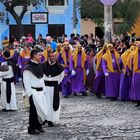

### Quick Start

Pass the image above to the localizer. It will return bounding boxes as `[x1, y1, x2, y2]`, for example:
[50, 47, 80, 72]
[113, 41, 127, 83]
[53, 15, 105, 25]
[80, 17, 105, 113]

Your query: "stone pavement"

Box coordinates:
[0, 84, 140, 140]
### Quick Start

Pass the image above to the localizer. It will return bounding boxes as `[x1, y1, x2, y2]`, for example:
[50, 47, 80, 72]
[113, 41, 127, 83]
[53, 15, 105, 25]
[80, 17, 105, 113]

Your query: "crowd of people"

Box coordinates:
[0, 32, 140, 134]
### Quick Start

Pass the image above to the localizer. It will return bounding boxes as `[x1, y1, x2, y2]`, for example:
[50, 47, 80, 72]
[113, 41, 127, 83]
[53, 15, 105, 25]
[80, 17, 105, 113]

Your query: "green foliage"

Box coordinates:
[77, 0, 104, 26]
[78, 0, 140, 34]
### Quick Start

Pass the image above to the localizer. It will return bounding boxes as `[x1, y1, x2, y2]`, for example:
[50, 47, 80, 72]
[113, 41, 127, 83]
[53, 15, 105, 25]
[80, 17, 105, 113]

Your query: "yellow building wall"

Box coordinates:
[131, 17, 140, 37]
[80, 19, 96, 36]
[81, 17, 140, 37]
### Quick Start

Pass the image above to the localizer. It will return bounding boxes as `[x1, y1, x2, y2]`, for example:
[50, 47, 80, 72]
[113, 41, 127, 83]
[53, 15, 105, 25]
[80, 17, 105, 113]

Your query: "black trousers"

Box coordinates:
[29, 95, 41, 130]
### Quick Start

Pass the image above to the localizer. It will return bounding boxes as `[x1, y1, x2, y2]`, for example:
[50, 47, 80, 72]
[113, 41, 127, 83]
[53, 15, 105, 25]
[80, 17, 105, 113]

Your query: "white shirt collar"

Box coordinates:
[31, 59, 38, 64]
[48, 60, 56, 65]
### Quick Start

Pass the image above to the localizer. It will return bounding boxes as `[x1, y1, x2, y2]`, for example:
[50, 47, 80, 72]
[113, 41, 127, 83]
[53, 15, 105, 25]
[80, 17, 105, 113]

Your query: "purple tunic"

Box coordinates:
[119, 58, 130, 101]
[102, 53, 120, 98]
[131, 52, 140, 100]
[93, 62, 105, 95]
[58, 51, 72, 96]
[70, 53, 89, 94]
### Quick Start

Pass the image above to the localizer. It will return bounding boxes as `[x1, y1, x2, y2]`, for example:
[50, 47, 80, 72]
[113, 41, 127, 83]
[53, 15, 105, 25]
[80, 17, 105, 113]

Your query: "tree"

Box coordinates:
[77, 0, 140, 34]
[0, 0, 42, 38]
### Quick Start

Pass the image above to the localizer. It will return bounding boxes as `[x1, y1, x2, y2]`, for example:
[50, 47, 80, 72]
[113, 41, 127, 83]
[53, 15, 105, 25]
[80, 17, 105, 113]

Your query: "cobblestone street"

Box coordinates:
[0, 84, 140, 140]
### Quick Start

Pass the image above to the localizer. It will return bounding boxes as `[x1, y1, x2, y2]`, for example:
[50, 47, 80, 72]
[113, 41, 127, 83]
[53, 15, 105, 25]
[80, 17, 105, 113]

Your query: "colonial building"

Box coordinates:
[0, 0, 80, 48]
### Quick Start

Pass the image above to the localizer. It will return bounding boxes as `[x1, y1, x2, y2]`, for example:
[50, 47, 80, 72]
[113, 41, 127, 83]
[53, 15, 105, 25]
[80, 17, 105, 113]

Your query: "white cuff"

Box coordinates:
[105, 73, 109, 76]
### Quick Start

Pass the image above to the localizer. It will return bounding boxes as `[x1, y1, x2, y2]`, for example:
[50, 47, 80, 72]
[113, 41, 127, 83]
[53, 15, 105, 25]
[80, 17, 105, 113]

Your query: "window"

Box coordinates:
[48, 24, 65, 38]
[10, 25, 35, 40]
[48, 0, 64, 6]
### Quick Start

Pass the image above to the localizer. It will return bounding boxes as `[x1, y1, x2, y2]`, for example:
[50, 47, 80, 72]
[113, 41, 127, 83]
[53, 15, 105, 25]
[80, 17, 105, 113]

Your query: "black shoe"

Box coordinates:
[10, 110, 16, 112]
[28, 127, 40, 134]
[95, 92, 102, 98]
[2, 109, 9, 112]
[41, 120, 48, 125]
[48, 121, 54, 127]
[82, 92, 88, 96]
[135, 103, 140, 107]
[74, 93, 77, 96]
[121, 99, 127, 102]
[110, 97, 117, 101]
[37, 127, 45, 133]
[64, 95, 68, 98]
[96, 94, 102, 98]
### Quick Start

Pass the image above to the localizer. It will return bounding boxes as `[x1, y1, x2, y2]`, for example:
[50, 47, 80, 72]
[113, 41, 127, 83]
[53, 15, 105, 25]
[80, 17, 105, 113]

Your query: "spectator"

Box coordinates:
[46, 36, 57, 51]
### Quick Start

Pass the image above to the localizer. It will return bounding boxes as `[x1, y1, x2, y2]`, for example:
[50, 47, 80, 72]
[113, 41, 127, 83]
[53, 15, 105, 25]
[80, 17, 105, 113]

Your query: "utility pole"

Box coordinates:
[104, 5, 113, 42]
[73, 0, 77, 34]
[100, 0, 117, 43]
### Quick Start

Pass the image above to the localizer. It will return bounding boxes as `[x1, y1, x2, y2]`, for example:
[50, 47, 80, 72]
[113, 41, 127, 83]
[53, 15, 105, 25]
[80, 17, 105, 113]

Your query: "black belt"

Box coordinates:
[44, 80, 59, 111]
[2, 77, 15, 82]
[31, 87, 43, 91]
[44, 81, 58, 87]
[2, 77, 15, 103]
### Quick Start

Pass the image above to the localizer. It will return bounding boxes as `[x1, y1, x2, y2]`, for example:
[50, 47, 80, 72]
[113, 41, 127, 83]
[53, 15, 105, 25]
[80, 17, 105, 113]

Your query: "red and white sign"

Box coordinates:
[31, 12, 48, 24]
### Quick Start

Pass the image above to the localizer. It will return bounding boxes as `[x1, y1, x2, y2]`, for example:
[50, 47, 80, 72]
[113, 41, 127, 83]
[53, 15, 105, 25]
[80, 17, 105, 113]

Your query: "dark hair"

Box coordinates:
[89, 33, 94, 38]
[76, 34, 80, 38]
[136, 38, 140, 41]
[30, 49, 40, 59]
[70, 33, 75, 38]
[131, 38, 135, 43]
[132, 33, 136, 37]
[84, 34, 89, 38]
[63, 34, 67, 37]
[3, 50, 10, 58]
[39, 34, 42, 37]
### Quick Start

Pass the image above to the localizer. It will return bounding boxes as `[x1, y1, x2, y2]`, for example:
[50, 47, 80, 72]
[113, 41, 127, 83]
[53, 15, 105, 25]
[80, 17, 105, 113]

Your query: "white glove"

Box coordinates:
[86, 69, 89, 75]
[105, 73, 109, 77]
[19, 65, 22, 69]
[71, 70, 76, 76]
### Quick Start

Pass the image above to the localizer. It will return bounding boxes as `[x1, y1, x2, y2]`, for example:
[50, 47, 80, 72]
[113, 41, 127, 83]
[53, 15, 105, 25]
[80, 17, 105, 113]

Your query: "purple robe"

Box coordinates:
[41, 55, 45, 63]
[0, 54, 4, 62]
[125, 65, 133, 100]
[102, 53, 120, 98]
[119, 58, 130, 101]
[131, 52, 140, 100]
[93, 57, 105, 95]
[58, 51, 72, 96]
[86, 55, 95, 91]
[18, 56, 30, 74]
[70, 53, 89, 94]
[13, 52, 19, 63]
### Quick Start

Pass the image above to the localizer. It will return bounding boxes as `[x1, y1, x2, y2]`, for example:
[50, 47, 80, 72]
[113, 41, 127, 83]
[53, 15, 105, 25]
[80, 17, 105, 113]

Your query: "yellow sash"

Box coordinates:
[121, 49, 131, 74]
[72, 46, 87, 84]
[61, 47, 72, 67]
[102, 49, 120, 72]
